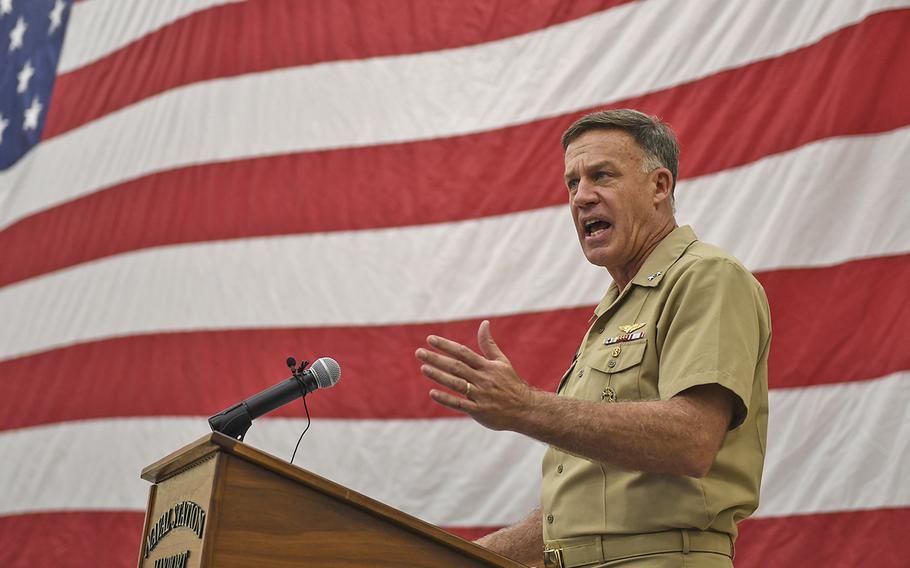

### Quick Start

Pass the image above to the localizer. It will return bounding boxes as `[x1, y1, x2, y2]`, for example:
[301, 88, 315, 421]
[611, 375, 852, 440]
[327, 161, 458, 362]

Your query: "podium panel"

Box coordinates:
[138, 433, 526, 568]
[140, 455, 216, 568]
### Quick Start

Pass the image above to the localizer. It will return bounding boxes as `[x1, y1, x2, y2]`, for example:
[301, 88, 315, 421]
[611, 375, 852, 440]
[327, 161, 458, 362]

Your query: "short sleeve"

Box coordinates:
[657, 256, 769, 428]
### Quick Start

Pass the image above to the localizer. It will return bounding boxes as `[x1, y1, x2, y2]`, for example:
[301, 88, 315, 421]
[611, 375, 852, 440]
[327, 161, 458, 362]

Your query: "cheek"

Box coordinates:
[569, 208, 581, 229]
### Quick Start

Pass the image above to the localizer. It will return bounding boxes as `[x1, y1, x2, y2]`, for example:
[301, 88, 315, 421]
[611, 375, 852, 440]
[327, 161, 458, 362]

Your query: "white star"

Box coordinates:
[17, 59, 34, 93]
[49, 0, 65, 33]
[9, 15, 25, 52]
[23, 96, 42, 131]
[0, 0, 13, 18]
[0, 113, 9, 145]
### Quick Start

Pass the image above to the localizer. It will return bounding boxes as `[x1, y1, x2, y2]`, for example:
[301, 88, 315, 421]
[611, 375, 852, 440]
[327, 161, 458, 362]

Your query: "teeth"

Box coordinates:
[584, 219, 610, 236]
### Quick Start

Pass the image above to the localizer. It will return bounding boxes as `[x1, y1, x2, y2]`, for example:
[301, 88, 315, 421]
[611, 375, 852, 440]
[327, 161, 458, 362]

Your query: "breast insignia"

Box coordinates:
[618, 323, 646, 333]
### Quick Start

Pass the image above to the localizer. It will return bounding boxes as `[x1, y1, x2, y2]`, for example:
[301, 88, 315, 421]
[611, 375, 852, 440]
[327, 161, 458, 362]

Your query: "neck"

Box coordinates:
[610, 220, 677, 291]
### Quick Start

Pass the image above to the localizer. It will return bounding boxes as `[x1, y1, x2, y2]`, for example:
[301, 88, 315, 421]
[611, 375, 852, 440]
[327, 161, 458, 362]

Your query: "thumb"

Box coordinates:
[477, 320, 507, 361]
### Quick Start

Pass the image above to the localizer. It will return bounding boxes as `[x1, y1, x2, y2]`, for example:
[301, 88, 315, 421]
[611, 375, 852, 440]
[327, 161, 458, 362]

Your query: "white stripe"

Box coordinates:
[2, 127, 909, 361]
[757, 371, 910, 517]
[1, 372, 907, 523]
[0, 417, 546, 526]
[59, 0, 245, 73]
[0, 206, 595, 361]
[676, 128, 910, 271]
[2, 0, 905, 229]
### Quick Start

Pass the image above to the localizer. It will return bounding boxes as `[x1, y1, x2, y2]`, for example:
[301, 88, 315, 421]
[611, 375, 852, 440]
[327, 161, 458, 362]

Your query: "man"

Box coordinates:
[415, 109, 770, 567]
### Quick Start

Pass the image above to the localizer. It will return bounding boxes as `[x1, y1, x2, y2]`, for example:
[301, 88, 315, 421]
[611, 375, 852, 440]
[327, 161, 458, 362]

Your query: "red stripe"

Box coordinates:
[1, 254, 909, 430]
[44, 0, 631, 139]
[735, 508, 910, 568]
[758, 254, 910, 391]
[2, 508, 907, 567]
[0, 309, 593, 430]
[6, 9, 909, 287]
[443, 507, 910, 565]
[0, 511, 144, 567]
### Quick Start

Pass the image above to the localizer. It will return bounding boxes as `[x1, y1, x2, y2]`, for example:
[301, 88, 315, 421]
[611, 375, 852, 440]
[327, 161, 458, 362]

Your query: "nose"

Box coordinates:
[572, 179, 598, 208]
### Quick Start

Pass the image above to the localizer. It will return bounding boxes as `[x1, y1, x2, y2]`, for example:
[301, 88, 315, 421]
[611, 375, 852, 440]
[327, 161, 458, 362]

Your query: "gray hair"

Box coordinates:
[561, 109, 679, 204]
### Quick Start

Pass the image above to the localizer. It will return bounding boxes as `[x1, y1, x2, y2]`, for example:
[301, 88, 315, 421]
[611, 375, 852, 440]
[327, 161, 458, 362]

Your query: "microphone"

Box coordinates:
[208, 357, 341, 440]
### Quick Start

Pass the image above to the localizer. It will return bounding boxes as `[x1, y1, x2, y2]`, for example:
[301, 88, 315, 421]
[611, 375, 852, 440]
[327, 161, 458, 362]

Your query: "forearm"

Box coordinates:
[475, 507, 544, 567]
[515, 386, 729, 477]
[416, 323, 731, 476]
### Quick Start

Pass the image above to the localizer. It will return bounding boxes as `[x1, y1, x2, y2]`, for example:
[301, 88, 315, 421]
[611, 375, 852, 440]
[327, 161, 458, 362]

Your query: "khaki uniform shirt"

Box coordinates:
[541, 225, 771, 545]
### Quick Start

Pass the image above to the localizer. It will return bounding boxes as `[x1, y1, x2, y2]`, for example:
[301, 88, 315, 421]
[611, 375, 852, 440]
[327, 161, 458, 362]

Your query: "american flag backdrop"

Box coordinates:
[1, 0, 909, 566]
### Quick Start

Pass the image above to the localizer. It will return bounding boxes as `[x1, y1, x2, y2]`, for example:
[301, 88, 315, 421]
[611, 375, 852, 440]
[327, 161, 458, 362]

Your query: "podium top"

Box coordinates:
[141, 432, 527, 568]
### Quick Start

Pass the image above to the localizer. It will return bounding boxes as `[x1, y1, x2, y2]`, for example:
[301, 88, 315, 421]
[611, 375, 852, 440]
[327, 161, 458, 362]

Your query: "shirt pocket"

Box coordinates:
[587, 339, 647, 402]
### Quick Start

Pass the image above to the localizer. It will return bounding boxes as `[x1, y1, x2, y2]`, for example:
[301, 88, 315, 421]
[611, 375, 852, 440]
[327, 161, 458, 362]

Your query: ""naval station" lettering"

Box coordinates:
[145, 501, 206, 557]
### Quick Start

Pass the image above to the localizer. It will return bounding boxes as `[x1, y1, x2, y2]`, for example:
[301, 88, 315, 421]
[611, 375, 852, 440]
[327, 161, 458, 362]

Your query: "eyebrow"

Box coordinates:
[564, 159, 615, 182]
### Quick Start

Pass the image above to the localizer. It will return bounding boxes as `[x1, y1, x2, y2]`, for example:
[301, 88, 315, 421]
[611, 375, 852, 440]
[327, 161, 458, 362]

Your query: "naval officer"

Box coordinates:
[416, 109, 771, 568]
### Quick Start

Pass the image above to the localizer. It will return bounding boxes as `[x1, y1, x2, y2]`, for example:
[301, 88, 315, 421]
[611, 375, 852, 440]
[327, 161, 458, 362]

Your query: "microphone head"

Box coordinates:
[310, 357, 341, 389]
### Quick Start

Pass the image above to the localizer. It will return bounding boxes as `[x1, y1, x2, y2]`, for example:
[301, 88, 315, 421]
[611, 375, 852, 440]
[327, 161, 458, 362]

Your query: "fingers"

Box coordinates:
[477, 320, 506, 361]
[421, 359, 479, 415]
[418, 359, 471, 394]
[429, 388, 479, 414]
[426, 334, 488, 369]
[416, 347, 477, 382]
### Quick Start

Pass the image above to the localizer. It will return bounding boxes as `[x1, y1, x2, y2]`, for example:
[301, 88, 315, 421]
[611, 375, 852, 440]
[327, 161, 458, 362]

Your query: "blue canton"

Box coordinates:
[0, 0, 71, 170]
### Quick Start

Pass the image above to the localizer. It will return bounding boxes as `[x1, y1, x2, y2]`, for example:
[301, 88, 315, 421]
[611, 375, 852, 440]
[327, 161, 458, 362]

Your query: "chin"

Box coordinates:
[583, 249, 615, 269]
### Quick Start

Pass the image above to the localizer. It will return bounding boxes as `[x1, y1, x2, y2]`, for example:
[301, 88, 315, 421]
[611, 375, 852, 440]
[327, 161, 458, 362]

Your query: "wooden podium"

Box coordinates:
[138, 432, 527, 567]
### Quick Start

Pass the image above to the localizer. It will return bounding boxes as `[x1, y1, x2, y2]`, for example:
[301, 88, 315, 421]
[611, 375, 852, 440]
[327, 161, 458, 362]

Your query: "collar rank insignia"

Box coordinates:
[646, 271, 662, 281]
[604, 331, 644, 345]
[618, 323, 646, 333]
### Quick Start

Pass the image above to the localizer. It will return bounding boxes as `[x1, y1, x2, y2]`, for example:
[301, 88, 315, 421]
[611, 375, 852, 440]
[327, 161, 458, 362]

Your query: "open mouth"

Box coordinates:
[584, 219, 612, 237]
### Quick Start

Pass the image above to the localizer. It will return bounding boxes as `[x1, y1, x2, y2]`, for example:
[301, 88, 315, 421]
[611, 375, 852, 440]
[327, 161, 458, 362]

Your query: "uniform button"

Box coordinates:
[577, 369, 584, 377]
[607, 360, 617, 368]
[556, 464, 563, 474]
[611, 347, 621, 357]
[546, 514, 554, 524]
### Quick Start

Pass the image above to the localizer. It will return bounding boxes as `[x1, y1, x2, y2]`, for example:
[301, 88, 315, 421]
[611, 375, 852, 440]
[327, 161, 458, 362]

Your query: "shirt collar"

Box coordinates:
[592, 225, 698, 318]
[630, 224, 698, 288]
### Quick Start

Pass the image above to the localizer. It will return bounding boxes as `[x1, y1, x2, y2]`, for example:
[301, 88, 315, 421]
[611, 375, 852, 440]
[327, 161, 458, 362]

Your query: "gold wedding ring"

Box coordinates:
[465, 381, 473, 398]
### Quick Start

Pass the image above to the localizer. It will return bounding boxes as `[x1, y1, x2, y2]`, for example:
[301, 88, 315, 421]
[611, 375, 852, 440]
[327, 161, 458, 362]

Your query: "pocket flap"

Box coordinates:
[591, 339, 647, 374]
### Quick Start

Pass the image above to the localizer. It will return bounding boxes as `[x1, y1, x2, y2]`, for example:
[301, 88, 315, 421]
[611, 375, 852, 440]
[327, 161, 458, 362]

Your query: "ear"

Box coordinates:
[651, 167, 674, 207]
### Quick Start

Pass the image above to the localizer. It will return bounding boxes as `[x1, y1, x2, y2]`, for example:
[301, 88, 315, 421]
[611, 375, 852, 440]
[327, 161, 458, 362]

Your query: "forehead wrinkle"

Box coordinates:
[564, 130, 646, 172]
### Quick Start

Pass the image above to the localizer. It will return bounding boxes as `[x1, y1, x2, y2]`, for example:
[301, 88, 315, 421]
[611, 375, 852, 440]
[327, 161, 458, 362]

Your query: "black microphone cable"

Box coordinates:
[287, 356, 312, 465]
[290, 381, 312, 466]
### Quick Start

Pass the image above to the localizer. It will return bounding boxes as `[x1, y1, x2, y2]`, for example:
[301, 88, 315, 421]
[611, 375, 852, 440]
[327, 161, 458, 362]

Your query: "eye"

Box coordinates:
[593, 170, 609, 181]
[566, 178, 579, 192]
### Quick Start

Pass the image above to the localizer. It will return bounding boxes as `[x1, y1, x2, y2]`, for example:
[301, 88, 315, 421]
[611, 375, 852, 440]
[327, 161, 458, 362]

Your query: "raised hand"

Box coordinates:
[416, 320, 537, 432]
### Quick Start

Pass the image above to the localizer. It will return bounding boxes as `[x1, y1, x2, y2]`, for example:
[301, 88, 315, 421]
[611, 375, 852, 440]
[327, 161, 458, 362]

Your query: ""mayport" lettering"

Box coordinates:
[153, 550, 190, 568]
